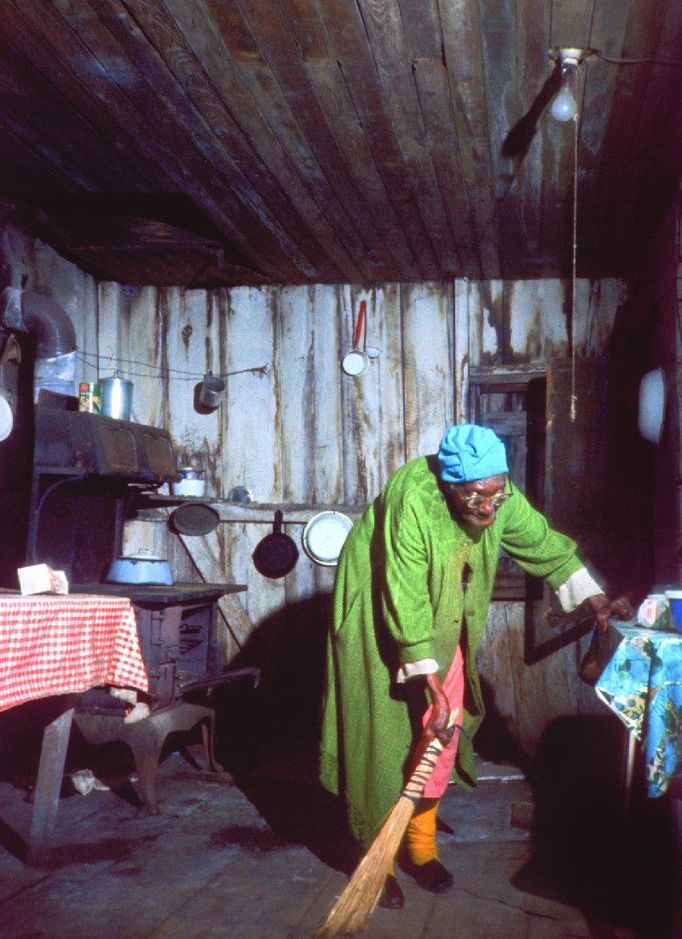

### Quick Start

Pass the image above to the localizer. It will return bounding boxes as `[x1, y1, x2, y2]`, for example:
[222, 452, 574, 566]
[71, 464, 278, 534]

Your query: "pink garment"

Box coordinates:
[421, 645, 465, 798]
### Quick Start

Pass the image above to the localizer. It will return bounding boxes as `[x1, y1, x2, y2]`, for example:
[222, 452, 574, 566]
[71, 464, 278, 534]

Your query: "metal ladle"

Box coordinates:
[361, 300, 380, 359]
[341, 299, 368, 376]
[342, 300, 375, 376]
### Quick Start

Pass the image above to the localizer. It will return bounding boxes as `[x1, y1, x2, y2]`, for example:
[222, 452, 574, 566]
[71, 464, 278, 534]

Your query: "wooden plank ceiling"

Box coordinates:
[0, 0, 681, 287]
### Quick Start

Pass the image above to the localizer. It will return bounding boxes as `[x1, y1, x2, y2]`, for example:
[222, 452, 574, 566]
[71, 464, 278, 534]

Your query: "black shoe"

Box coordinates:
[409, 859, 454, 894]
[378, 873, 405, 909]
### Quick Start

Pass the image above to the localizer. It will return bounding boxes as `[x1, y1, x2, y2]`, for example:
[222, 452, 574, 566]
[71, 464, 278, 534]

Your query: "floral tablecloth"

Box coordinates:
[595, 619, 682, 797]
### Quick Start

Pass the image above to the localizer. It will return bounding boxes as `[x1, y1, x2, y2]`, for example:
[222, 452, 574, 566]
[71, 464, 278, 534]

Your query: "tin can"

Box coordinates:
[78, 381, 101, 413]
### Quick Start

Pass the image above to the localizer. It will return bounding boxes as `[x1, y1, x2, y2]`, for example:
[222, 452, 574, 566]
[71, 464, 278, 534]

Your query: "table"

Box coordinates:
[0, 593, 148, 862]
[595, 619, 682, 799]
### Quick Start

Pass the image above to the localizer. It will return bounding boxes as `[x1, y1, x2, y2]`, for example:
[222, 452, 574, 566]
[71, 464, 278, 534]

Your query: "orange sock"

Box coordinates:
[406, 798, 439, 865]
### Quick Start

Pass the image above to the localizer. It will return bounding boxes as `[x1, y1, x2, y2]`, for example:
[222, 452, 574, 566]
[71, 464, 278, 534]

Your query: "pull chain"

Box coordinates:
[570, 110, 579, 422]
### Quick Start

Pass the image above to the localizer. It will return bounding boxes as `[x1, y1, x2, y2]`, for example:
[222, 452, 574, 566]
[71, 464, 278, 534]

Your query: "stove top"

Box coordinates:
[72, 582, 247, 605]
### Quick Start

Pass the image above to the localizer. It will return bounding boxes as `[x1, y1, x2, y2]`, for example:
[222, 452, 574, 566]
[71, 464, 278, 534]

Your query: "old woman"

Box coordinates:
[319, 423, 631, 909]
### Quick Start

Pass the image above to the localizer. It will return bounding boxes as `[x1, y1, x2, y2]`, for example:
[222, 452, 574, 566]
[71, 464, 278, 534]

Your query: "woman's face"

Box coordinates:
[442, 474, 508, 529]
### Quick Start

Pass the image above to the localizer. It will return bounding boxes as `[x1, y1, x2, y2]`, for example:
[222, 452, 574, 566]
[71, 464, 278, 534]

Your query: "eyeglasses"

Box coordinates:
[460, 492, 510, 511]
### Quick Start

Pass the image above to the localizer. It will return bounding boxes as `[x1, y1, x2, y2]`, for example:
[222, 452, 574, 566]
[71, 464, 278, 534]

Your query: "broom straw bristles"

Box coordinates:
[315, 796, 415, 937]
[315, 711, 458, 938]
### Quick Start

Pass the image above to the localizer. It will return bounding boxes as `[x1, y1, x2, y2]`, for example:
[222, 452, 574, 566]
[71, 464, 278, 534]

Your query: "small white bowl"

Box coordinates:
[170, 478, 206, 498]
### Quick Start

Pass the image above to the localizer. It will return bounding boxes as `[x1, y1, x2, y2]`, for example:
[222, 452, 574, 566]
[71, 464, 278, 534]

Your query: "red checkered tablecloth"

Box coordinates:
[0, 594, 148, 712]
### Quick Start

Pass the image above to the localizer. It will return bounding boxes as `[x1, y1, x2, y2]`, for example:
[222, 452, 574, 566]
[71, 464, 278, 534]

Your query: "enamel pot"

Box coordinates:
[253, 510, 299, 578]
[106, 551, 173, 585]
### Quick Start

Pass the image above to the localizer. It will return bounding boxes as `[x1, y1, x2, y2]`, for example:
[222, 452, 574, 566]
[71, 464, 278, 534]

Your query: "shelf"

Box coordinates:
[134, 497, 366, 526]
[72, 582, 247, 603]
[136, 493, 212, 508]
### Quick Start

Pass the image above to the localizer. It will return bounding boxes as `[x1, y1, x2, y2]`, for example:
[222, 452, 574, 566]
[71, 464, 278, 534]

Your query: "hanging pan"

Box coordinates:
[253, 509, 299, 578]
[169, 501, 219, 536]
[302, 510, 353, 567]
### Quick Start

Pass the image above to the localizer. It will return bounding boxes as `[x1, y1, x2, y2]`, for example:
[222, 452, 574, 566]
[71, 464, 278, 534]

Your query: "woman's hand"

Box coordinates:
[586, 593, 634, 632]
[425, 672, 455, 745]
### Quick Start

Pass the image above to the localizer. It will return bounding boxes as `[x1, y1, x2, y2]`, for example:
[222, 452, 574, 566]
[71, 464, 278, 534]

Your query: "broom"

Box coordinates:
[315, 709, 459, 938]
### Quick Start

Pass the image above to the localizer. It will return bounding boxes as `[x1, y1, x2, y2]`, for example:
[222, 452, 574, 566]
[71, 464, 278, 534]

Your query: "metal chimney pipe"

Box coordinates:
[1, 287, 78, 400]
[19, 291, 76, 357]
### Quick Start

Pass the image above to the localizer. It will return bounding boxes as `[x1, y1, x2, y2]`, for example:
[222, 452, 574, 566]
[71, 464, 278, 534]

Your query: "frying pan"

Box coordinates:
[253, 509, 299, 578]
[169, 501, 219, 536]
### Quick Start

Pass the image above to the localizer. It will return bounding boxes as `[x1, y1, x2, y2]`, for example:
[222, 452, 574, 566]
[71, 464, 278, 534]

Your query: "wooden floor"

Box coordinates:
[0, 730, 679, 939]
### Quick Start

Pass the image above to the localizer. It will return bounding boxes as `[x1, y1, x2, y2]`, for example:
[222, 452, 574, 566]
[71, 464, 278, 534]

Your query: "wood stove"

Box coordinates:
[73, 581, 250, 710]
[25, 397, 258, 809]
[27, 399, 178, 583]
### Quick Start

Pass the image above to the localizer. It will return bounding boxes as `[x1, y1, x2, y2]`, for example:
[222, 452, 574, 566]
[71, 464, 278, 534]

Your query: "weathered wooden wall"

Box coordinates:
[623, 195, 682, 588]
[459, 279, 629, 752]
[2, 223, 630, 753]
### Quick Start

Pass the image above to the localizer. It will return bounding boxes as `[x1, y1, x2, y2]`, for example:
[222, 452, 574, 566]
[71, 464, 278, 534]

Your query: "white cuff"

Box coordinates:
[555, 567, 603, 612]
[396, 658, 439, 684]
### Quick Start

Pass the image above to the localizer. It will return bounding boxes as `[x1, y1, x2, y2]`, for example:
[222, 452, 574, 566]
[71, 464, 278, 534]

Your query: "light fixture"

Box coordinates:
[550, 48, 583, 122]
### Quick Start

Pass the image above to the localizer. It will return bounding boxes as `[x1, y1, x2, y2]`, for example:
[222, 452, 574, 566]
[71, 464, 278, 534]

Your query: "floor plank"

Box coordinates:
[0, 738, 668, 939]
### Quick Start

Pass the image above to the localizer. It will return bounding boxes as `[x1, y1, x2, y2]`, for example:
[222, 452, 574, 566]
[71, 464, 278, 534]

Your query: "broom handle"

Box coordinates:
[401, 709, 459, 804]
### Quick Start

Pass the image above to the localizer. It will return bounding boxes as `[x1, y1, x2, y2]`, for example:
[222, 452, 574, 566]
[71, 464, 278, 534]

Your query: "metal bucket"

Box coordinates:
[101, 372, 133, 420]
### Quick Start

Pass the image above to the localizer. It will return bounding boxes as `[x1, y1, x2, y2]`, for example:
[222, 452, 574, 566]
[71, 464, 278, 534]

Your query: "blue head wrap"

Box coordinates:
[437, 424, 508, 483]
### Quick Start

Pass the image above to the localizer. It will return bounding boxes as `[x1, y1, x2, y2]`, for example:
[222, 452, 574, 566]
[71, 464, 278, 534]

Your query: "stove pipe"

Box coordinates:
[0, 287, 77, 400]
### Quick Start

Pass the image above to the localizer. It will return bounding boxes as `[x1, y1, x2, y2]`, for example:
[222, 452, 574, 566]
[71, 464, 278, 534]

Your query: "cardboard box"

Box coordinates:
[18, 564, 69, 596]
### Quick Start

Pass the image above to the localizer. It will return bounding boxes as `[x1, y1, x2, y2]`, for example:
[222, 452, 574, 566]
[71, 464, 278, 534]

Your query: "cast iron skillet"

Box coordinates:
[253, 509, 299, 578]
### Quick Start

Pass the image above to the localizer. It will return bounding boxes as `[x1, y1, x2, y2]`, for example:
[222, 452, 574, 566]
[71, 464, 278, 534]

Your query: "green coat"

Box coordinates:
[319, 454, 584, 847]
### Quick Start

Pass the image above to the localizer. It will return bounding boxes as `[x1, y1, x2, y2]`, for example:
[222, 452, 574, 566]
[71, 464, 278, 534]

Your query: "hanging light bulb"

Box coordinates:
[550, 49, 582, 122]
[551, 86, 577, 122]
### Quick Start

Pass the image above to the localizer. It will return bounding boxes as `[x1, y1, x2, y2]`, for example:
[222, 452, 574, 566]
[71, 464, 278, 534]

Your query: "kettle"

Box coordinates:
[100, 371, 133, 420]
